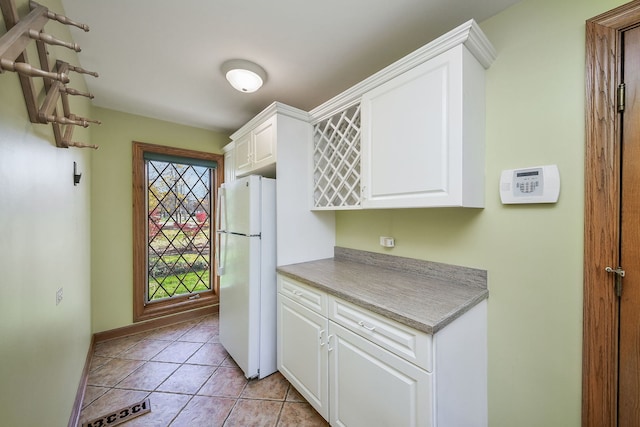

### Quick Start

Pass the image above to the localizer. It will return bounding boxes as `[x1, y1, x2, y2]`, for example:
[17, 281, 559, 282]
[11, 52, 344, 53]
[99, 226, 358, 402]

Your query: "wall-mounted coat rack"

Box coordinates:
[0, 0, 100, 149]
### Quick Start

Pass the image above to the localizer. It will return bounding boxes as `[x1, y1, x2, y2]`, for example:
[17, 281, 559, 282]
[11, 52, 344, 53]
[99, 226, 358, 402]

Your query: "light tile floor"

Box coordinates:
[80, 314, 328, 426]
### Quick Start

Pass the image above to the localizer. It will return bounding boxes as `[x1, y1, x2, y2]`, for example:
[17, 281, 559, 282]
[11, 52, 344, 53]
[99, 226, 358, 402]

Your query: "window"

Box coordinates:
[133, 141, 224, 322]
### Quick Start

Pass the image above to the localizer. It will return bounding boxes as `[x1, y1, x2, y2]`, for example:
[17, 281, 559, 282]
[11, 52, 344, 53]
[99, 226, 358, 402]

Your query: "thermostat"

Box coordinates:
[500, 165, 560, 204]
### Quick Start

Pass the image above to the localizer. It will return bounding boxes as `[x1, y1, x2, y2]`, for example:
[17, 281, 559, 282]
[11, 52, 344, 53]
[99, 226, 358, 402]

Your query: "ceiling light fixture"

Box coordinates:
[221, 59, 267, 93]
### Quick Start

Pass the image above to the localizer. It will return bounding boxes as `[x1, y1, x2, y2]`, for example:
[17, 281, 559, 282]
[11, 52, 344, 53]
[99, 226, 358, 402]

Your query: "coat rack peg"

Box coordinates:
[60, 87, 94, 99]
[68, 141, 98, 150]
[0, 58, 69, 82]
[28, 29, 80, 52]
[65, 63, 98, 78]
[29, 1, 89, 32]
[69, 113, 101, 125]
[77, 116, 101, 125]
[43, 114, 88, 127]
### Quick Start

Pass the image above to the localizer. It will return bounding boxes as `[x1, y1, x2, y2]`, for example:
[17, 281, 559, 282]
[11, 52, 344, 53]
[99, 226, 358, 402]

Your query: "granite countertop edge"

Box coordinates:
[277, 247, 489, 334]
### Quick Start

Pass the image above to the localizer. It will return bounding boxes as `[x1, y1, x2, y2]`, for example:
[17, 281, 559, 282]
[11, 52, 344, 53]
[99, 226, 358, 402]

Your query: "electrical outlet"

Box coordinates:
[379, 236, 395, 248]
[56, 287, 63, 306]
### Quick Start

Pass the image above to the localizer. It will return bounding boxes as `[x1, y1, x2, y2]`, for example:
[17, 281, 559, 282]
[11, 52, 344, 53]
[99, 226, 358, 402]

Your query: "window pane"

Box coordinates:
[146, 159, 212, 302]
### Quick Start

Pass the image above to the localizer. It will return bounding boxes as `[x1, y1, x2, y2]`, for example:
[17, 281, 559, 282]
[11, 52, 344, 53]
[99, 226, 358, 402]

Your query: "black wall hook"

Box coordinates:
[73, 161, 82, 186]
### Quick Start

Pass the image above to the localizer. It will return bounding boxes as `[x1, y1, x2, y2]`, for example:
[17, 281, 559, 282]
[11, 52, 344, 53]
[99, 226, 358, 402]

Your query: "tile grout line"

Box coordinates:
[141, 316, 219, 424]
[81, 314, 326, 426]
[165, 315, 231, 425]
[83, 316, 211, 422]
[165, 344, 219, 425]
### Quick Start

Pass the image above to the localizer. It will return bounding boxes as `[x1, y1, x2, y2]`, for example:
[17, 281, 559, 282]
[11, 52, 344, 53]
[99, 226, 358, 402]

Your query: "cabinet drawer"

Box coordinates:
[329, 297, 432, 371]
[278, 275, 328, 316]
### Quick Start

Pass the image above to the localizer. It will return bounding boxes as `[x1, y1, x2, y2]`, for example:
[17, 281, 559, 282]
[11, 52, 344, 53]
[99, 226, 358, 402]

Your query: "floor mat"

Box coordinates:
[82, 398, 150, 427]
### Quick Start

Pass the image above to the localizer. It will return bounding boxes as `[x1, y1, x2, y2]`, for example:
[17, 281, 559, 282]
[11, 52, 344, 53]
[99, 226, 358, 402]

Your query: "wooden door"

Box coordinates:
[583, 3, 640, 425]
[618, 24, 640, 425]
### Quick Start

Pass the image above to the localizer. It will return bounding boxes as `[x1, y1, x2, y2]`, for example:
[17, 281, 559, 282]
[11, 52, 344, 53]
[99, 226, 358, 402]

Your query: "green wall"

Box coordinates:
[1, 0, 631, 425]
[0, 0, 93, 425]
[336, 0, 626, 425]
[90, 107, 229, 333]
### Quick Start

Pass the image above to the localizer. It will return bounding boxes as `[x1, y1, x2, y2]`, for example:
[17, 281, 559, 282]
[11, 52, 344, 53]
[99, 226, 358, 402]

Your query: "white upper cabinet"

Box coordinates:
[361, 44, 485, 208]
[223, 141, 236, 183]
[249, 116, 277, 172]
[224, 101, 336, 266]
[233, 133, 251, 174]
[309, 19, 495, 209]
[234, 115, 277, 178]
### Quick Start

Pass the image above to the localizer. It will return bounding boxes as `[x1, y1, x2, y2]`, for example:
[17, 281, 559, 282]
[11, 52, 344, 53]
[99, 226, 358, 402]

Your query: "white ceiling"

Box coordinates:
[59, 0, 520, 133]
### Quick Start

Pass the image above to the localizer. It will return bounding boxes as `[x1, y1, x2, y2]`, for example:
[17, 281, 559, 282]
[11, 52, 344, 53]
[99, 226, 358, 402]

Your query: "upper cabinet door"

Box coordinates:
[251, 116, 277, 171]
[223, 143, 236, 183]
[361, 44, 486, 209]
[234, 115, 277, 178]
[234, 133, 252, 176]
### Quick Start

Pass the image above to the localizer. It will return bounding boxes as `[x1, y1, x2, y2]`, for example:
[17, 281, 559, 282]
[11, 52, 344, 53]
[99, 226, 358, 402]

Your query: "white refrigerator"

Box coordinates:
[216, 175, 277, 379]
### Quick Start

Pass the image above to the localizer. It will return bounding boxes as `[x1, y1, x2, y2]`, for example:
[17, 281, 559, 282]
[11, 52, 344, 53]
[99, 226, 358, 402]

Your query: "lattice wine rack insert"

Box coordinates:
[312, 104, 361, 209]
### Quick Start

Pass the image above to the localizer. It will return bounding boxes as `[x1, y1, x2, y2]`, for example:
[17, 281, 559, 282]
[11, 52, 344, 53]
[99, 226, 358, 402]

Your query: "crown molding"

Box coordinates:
[230, 101, 310, 140]
[309, 19, 495, 124]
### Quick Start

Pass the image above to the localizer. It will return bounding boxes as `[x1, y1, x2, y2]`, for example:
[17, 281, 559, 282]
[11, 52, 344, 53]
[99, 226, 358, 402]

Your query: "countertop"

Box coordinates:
[276, 247, 488, 334]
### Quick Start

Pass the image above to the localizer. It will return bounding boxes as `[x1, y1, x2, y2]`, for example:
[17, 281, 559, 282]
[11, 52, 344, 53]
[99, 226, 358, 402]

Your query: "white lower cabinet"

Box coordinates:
[277, 292, 329, 419]
[329, 321, 432, 427]
[277, 275, 451, 427]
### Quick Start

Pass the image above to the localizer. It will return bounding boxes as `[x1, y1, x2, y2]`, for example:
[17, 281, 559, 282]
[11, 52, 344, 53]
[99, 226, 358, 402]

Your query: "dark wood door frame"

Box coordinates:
[583, 1, 640, 425]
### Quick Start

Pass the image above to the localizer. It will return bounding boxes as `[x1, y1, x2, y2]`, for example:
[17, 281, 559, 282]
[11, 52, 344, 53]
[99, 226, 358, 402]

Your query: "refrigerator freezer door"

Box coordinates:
[219, 232, 262, 378]
[222, 175, 262, 236]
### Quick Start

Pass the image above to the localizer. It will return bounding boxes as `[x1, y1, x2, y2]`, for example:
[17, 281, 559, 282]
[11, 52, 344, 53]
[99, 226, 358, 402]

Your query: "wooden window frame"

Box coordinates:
[132, 141, 224, 322]
[583, 1, 640, 425]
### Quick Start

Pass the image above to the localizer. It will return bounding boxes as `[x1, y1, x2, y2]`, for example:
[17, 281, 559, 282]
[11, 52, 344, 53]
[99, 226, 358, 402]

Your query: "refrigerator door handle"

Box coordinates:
[216, 187, 226, 233]
[215, 187, 226, 276]
[216, 231, 226, 276]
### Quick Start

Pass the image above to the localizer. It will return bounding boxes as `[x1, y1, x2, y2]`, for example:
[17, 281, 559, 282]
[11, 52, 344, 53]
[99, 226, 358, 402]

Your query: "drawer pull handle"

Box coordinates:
[292, 290, 303, 297]
[358, 321, 376, 332]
